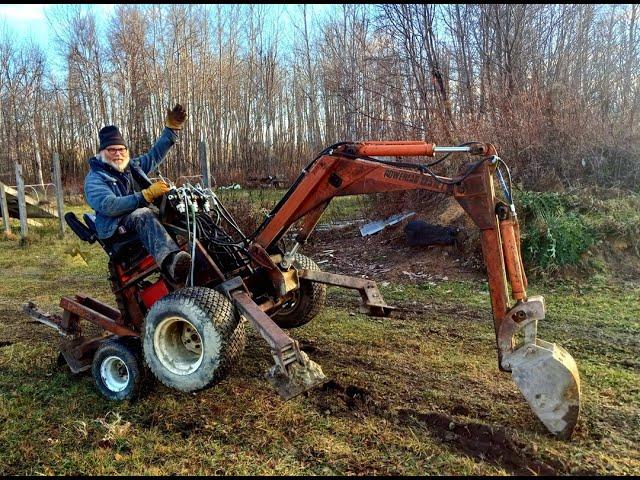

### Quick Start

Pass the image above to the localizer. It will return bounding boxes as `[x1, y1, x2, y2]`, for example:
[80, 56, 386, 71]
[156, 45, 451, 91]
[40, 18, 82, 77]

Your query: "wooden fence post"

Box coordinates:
[199, 140, 211, 189]
[52, 153, 65, 237]
[0, 182, 10, 235]
[15, 163, 28, 243]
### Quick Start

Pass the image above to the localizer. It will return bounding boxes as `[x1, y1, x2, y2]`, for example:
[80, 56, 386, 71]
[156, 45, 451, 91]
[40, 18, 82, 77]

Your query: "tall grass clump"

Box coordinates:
[516, 189, 640, 273]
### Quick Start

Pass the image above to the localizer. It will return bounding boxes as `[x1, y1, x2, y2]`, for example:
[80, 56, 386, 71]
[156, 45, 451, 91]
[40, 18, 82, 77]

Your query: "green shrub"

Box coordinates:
[517, 191, 595, 270]
[515, 189, 640, 273]
[522, 211, 595, 269]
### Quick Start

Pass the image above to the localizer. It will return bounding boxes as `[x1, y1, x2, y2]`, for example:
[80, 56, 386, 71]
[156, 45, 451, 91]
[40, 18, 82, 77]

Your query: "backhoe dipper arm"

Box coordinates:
[252, 141, 581, 439]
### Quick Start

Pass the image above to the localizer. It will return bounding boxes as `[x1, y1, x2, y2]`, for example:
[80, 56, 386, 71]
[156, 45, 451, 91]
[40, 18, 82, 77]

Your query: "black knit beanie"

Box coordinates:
[98, 125, 127, 151]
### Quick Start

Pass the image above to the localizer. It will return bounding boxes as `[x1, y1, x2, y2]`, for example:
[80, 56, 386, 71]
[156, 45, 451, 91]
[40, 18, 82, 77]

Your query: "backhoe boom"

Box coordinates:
[253, 141, 581, 439]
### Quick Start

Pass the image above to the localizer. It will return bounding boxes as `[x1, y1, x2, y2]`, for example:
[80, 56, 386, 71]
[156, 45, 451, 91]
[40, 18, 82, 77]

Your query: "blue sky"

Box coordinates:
[0, 3, 337, 53]
[0, 3, 52, 47]
[0, 4, 115, 47]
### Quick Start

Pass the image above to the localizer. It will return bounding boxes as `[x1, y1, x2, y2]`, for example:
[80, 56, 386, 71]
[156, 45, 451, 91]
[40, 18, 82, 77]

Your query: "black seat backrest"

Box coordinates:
[65, 212, 97, 244]
[66, 211, 150, 272]
[83, 213, 99, 234]
[66, 211, 142, 257]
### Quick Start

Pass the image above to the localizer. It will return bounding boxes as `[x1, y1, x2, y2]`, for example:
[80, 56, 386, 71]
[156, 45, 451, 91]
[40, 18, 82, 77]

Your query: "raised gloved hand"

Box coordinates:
[165, 103, 187, 130]
[142, 181, 170, 203]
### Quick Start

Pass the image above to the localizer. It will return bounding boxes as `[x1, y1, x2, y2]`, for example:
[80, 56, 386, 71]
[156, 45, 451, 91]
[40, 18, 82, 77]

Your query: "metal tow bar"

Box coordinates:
[219, 277, 327, 400]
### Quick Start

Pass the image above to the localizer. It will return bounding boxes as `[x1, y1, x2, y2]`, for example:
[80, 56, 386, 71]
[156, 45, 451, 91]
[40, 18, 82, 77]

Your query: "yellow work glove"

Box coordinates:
[165, 103, 187, 130]
[142, 181, 170, 203]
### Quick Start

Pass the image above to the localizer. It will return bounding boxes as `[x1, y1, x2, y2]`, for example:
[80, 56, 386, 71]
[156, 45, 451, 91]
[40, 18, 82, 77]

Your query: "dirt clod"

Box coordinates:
[451, 404, 471, 416]
[314, 380, 381, 416]
[298, 339, 319, 354]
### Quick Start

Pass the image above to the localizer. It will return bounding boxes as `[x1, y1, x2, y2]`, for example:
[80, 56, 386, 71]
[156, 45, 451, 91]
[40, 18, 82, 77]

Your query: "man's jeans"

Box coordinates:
[119, 207, 179, 268]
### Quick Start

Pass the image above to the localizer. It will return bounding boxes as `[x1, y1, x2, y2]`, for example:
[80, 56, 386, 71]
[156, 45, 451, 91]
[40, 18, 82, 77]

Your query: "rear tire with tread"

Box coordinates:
[272, 253, 326, 328]
[142, 287, 245, 392]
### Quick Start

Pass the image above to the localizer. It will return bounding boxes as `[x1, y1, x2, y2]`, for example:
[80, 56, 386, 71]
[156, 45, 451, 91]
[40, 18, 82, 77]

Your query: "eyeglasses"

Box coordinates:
[106, 147, 127, 154]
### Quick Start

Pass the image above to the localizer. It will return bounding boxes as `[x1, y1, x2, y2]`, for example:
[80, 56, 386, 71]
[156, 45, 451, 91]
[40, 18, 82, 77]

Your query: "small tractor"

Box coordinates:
[24, 141, 581, 439]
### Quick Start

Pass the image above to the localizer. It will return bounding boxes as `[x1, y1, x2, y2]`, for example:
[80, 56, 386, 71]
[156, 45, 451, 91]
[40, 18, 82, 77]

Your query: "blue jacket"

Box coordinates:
[84, 127, 178, 239]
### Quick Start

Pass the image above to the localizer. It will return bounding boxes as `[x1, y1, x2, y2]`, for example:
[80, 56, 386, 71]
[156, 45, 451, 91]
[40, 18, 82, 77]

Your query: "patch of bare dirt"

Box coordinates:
[396, 408, 565, 476]
[305, 219, 484, 284]
[309, 378, 584, 476]
[1, 303, 107, 350]
[298, 192, 490, 283]
[0, 306, 58, 346]
[314, 379, 378, 414]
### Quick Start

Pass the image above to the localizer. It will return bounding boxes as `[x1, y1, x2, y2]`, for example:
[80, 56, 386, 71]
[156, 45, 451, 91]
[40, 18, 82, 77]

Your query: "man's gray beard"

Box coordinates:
[99, 152, 130, 172]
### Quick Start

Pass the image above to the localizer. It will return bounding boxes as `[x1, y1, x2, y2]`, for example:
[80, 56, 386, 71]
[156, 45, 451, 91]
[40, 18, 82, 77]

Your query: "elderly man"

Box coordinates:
[84, 104, 191, 285]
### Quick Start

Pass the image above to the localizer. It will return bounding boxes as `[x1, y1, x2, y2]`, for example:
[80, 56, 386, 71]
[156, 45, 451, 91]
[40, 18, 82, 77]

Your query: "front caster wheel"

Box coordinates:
[92, 338, 148, 401]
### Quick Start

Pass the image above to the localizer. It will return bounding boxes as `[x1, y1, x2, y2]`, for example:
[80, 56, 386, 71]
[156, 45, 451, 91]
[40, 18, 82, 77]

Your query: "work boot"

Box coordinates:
[163, 251, 192, 285]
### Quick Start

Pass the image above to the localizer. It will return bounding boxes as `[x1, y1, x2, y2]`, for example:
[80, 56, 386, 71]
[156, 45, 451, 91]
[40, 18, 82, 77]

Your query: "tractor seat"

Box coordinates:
[83, 214, 145, 261]
[65, 212, 146, 262]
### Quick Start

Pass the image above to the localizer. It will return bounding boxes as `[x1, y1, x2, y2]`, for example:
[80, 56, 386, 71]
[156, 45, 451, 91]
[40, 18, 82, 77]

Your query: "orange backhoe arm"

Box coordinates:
[250, 141, 581, 440]
[252, 141, 519, 359]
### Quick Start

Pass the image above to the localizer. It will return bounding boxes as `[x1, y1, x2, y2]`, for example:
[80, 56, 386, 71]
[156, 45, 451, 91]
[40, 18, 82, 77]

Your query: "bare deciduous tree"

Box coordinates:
[0, 4, 636, 193]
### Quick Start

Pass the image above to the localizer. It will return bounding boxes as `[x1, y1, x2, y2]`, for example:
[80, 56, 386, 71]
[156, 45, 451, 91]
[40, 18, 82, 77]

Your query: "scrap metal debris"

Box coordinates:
[360, 211, 415, 236]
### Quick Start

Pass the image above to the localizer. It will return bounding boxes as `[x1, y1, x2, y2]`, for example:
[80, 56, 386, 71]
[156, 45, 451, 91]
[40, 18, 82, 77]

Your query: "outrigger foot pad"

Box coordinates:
[266, 351, 327, 400]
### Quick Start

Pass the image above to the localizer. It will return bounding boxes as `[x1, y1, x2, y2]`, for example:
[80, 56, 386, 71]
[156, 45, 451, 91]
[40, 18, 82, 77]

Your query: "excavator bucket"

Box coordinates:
[498, 297, 581, 439]
[509, 339, 581, 439]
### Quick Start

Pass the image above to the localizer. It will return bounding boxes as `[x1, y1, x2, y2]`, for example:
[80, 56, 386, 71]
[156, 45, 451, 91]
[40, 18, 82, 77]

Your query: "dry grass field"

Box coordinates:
[0, 196, 638, 475]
